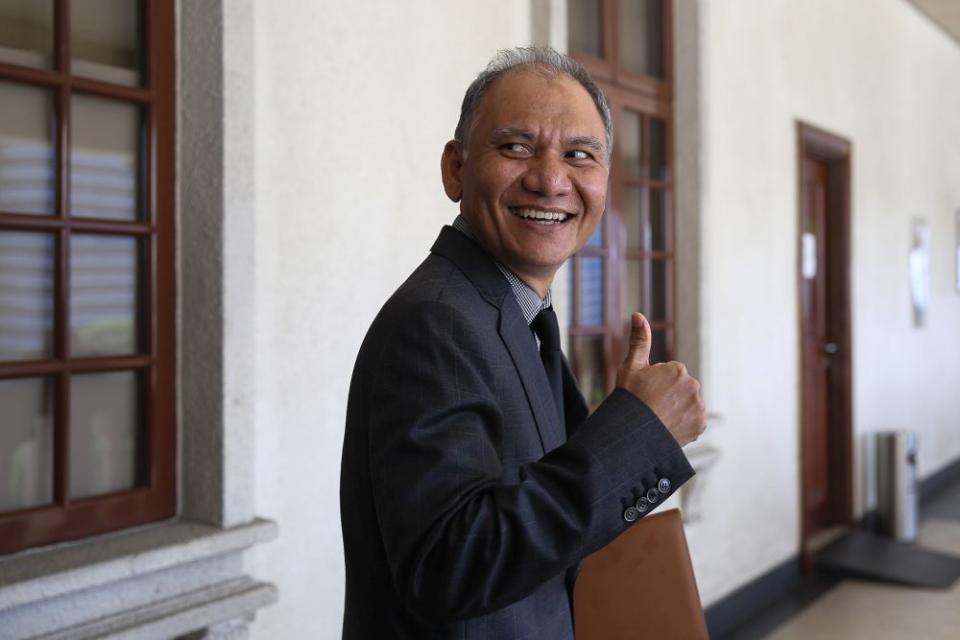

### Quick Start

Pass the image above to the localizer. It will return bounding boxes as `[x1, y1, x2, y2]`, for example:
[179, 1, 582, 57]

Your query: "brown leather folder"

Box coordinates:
[574, 508, 708, 639]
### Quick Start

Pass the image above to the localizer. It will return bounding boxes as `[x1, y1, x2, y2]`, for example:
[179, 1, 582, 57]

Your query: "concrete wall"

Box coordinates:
[248, 1, 534, 637]
[683, 0, 960, 606]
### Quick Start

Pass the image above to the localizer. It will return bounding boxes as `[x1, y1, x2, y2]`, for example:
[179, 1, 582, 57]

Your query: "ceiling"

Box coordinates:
[909, 0, 960, 45]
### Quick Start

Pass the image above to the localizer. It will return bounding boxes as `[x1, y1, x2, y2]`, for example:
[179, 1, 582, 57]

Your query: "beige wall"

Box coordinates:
[684, 0, 960, 606]
[248, 1, 534, 637]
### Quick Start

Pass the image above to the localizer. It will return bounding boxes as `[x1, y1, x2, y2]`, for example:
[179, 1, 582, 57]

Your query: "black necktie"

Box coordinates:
[532, 306, 564, 426]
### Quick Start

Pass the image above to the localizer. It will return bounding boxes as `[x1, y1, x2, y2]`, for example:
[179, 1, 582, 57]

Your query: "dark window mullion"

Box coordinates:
[53, 0, 71, 506]
[54, 230, 69, 505]
[54, 0, 70, 77]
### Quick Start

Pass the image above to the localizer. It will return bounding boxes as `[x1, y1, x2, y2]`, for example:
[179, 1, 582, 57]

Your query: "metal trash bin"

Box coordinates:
[876, 431, 918, 542]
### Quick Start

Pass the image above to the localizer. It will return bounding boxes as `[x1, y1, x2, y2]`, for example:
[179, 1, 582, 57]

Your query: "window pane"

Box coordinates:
[623, 259, 646, 322]
[579, 257, 604, 326]
[620, 110, 641, 178]
[650, 327, 669, 364]
[650, 118, 667, 180]
[568, 0, 602, 58]
[0, 231, 54, 360]
[651, 188, 667, 251]
[70, 370, 143, 498]
[70, 95, 142, 220]
[623, 186, 642, 250]
[0, 0, 53, 69]
[71, 0, 142, 86]
[618, 0, 664, 78]
[585, 218, 604, 248]
[0, 376, 54, 511]
[573, 335, 606, 406]
[70, 234, 140, 357]
[0, 81, 56, 216]
[650, 259, 668, 321]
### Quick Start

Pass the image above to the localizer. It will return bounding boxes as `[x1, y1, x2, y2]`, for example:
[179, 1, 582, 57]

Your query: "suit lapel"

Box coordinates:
[431, 226, 566, 454]
[561, 354, 589, 438]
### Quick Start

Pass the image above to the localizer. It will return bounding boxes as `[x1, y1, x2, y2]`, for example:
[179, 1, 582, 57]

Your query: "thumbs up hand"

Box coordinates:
[616, 313, 706, 446]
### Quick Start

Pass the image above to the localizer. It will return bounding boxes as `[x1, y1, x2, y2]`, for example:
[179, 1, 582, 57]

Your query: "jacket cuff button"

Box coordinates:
[623, 506, 640, 523]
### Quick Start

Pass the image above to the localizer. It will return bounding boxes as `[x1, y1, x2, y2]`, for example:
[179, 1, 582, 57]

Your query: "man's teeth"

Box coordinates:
[512, 208, 570, 224]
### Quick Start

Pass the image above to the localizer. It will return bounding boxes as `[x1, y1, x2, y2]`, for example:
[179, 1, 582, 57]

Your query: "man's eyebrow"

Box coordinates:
[489, 127, 536, 143]
[568, 135, 606, 153]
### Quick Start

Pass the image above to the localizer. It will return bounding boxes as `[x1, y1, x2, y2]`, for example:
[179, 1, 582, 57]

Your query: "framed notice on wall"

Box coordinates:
[910, 218, 930, 327]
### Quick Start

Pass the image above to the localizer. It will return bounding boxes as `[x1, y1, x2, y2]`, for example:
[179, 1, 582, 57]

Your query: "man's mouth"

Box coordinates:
[509, 207, 572, 225]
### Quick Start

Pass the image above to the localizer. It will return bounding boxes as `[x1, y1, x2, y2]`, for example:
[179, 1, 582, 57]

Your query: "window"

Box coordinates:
[568, 0, 675, 405]
[0, 0, 175, 554]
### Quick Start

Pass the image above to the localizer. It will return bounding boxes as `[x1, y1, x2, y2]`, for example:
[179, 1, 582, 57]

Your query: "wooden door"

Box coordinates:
[800, 158, 831, 533]
[796, 123, 853, 560]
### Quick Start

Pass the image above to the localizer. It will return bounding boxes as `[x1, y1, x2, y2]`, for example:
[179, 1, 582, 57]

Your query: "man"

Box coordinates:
[341, 46, 706, 639]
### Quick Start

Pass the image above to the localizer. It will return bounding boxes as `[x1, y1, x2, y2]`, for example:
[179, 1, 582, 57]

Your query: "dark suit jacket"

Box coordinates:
[340, 226, 695, 639]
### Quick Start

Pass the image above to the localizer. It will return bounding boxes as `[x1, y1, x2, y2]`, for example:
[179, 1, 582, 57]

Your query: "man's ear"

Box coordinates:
[440, 140, 464, 202]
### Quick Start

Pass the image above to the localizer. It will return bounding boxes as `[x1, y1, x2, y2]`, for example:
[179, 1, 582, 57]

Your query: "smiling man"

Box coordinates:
[340, 47, 706, 639]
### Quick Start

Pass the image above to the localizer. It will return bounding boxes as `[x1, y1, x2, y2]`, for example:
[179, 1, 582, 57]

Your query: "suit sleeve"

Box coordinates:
[367, 299, 695, 623]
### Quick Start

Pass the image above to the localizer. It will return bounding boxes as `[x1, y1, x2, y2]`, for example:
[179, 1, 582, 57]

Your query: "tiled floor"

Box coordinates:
[741, 483, 960, 639]
[768, 519, 960, 639]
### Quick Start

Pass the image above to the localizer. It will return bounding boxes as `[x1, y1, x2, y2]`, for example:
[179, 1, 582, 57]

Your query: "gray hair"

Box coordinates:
[453, 46, 613, 156]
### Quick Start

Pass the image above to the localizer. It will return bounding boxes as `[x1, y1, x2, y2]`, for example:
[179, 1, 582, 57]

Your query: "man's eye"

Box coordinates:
[500, 143, 531, 154]
[567, 149, 592, 161]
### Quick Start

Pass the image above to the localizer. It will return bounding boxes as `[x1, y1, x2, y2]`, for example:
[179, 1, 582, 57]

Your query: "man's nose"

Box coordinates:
[520, 154, 572, 198]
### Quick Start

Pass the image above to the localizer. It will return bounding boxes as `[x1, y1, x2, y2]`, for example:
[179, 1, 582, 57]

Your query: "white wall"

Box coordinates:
[684, 0, 960, 606]
[248, 1, 533, 637]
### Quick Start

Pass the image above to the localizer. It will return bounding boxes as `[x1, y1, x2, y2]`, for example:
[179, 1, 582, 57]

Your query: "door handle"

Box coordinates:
[823, 342, 839, 355]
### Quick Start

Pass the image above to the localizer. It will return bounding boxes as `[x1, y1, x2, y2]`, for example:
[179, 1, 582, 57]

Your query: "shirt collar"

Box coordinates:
[451, 215, 552, 325]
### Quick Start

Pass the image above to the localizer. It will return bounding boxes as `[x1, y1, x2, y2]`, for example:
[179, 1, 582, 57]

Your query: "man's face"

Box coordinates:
[442, 70, 609, 292]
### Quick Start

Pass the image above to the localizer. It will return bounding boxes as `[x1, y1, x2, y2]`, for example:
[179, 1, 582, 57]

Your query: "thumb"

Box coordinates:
[625, 312, 652, 369]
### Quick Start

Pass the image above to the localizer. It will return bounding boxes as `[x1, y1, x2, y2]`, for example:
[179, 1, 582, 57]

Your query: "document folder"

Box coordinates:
[574, 508, 708, 639]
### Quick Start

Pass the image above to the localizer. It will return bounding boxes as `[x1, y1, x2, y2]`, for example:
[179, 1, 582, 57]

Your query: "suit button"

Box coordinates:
[658, 478, 672, 494]
[623, 506, 640, 523]
[646, 487, 660, 503]
[635, 497, 649, 513]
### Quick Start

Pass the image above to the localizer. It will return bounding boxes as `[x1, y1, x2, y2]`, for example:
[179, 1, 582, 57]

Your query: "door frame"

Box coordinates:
[796, 121, 854, 567]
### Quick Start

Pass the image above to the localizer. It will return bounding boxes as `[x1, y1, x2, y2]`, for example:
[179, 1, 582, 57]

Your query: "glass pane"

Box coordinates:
[650, 189, 667, 251]
[0, 376, 54, 511]
[0, 81, 56, 216]
[650, 327, 669, 364]
[650, 259, 668, 321]
[620, 110, 641, 178]
[623, 259, 645, 323]
[573, 335, 606, 406]
[70, 234, 140, 357]
[618, 0, 664, 78]
[579, 257, 604, 326]
[585, 218, 604, 248]
[0, 232, 54, 360]
[70, 95, 142, 220]
[0, 0, 53, 68]
[623, 186, 642, 250]
[568, 0, 602, 58]
[650, 118, 667, 180]
[70, 370, 143, 498]
[71, 0, 142, 86]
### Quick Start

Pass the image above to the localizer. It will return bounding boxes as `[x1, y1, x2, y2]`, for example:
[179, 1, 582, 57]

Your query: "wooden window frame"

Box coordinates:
[572, 0, 673, 102]
[0, 0, 176, 555]
[569, 0, 676, 402]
